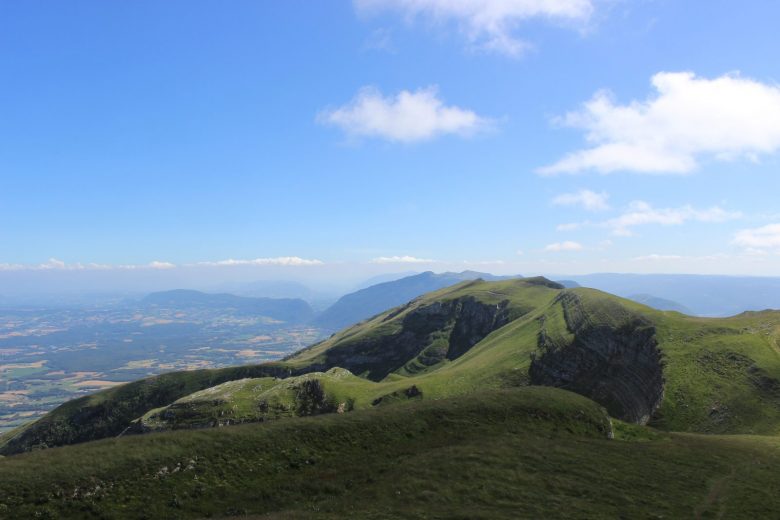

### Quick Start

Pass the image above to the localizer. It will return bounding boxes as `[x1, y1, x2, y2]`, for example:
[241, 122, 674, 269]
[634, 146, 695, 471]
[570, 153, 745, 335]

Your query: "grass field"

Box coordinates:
[1, 387, 780, 519]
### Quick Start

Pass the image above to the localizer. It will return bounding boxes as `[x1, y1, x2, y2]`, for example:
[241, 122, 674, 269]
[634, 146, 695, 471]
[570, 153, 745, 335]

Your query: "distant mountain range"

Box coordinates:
[141, 289, 314, 323]
[141, 273, 780, 330]
[312, 270, 519, 330]
[566, 274, 780, 316]
[627, 294, 692, 314]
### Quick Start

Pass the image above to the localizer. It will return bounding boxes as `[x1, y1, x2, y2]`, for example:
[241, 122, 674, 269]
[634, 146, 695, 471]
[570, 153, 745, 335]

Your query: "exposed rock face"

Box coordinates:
[372, 385, 423, 406]
[530, 292, 665, 424]
[316, 296, 511, 381]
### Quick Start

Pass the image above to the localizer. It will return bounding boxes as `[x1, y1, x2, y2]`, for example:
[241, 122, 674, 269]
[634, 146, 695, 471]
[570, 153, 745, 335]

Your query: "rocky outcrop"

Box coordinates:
[372, 385, 423, 406]
[317, 296, 511, 380]
[134, 376, 349, 433]
[530, 292, 665, 424]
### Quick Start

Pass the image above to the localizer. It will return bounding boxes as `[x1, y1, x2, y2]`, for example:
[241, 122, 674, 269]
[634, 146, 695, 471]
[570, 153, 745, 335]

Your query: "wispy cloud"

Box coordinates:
[605, 202, 741, 236]
[540, 71, 780, 175]
[363, 27, 395, 52]
[556, 221, 589, 232]
[355, 0, 594, 56]
[196, 257, 324, 267]
[147, 261, 176, 270]
[461, 259, 505, 265]
[544, 241, 583, 252]
[632, 253, 730, 262]
[0, 259, 177, 271]
[318, 86, 490, 143]
[632, 254, 683, 261]
[0, 256, 329, 271]
[370, 255, 436, 264]
[553, 189, 609, 211]
[558, 201, 741, 237]
[733, 223, 780, 252]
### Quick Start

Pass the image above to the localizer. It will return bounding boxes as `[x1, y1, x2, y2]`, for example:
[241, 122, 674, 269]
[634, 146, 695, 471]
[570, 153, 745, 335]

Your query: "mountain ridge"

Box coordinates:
[312, 270, 519, 330]
[4, 276, 780, 456]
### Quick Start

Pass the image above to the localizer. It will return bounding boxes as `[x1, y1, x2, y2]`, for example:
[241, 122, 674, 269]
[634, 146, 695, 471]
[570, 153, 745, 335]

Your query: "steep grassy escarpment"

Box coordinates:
[302, 295, 512, 380]
[649, 310, 780, 434]
[530, 291, 665, 424]
[529, 289, 780, 434]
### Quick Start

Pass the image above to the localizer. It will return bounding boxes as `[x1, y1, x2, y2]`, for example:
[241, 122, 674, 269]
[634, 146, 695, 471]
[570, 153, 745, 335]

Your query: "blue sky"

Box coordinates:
[2, 0, 780, 288]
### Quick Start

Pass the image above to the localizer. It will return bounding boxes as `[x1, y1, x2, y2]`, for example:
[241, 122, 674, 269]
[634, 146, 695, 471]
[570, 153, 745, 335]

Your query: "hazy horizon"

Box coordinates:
[4, 264, 780, 302]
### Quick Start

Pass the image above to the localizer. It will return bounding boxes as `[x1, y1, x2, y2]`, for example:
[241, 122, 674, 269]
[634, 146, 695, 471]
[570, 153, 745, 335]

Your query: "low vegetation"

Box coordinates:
[2, 388, 780, 519]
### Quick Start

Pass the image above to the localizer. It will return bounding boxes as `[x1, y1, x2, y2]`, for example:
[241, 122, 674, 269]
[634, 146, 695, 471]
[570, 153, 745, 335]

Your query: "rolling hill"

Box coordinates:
[4, 276, 780, 456]
[2, 388, 780, 519]
[3, 277, 780, 517]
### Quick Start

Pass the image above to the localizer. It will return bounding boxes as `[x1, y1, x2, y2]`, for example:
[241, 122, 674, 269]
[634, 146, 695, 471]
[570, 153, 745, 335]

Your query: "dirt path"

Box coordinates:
[694, 465, 736, 520]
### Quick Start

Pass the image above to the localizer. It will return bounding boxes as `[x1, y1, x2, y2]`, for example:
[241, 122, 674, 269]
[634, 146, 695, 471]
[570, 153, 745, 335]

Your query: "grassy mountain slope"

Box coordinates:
[4, 277, 780, 455]
[2, 388, 780, 519]
[0, 363, 295, 454]
[312, 270, 516, 330]
[137, 368, 367, 431]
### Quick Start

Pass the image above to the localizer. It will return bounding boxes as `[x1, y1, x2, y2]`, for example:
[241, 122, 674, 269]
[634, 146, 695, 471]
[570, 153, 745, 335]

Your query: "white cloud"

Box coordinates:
[318, 86, 489, 143]
[544, 241, 583, 252]
[197, 257, 324, 267]
[632, 254, 683, 261]
[145, 261, 176, 270]
[363, 27, 395, 52]
[0, 259, 176, 271]
[355, 0, 594, 56]
[462, 259, 505, 265]
[43, 258, 67, 269]
[370, 255, 436, 264]
[733, 223, 780, 251]
[604, 201, 741, 236]
[632, 253, 730, 263]
[553, 189, 609, 211]
[540, 71, 780, 175]
[556, 221, 588, 231]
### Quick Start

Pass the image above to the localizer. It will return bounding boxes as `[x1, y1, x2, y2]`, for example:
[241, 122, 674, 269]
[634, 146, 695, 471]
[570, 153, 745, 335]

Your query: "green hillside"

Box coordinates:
[2, 388, 780, 519]
[3, 277, 780, 456]
[137, 368, 368, 432]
